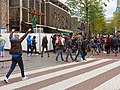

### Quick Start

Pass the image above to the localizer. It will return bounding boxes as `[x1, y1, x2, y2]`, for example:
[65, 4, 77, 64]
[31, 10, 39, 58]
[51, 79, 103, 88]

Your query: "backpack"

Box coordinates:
[58, 39, 62, 46]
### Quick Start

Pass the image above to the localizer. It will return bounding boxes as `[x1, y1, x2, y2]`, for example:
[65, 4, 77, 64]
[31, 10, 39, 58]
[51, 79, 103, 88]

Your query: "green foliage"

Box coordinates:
[66, 0, 111, 34]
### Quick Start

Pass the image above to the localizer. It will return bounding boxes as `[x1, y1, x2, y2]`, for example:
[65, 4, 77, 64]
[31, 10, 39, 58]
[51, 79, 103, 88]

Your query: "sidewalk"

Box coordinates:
[1, 51, 119, 77]
[0, 51, 67, 77]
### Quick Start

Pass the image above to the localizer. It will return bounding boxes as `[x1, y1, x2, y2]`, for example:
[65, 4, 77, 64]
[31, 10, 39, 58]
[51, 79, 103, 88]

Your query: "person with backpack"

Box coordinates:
[4, 29, 31, 83]
[41, 35, 49, 57]
[55, 35, 65, 61]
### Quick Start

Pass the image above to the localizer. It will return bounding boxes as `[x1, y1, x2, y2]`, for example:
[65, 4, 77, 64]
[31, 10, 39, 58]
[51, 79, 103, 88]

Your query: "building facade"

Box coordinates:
[0, 0, 73, 33]
[0, 0, 8, 32]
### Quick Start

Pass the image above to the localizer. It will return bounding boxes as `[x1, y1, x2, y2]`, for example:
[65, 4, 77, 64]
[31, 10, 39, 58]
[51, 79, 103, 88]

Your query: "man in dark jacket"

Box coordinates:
[32, 36, 37, 54]
[41, 35, 49, 57]
[4, 29, 31, 83]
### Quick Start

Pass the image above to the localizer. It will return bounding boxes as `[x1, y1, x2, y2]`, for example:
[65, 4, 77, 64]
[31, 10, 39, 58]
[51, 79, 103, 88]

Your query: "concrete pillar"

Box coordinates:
[0, 0, 8, 33]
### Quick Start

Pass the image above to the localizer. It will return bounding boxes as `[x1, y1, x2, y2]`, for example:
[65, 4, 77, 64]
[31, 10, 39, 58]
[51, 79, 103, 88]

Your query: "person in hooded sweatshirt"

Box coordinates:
[27, 35, 32, 56]
[4, 29, 31, 83]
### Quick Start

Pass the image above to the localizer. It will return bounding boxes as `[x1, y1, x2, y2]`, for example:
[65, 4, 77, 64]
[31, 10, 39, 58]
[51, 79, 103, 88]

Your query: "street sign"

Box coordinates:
[80, 22, 85, 30]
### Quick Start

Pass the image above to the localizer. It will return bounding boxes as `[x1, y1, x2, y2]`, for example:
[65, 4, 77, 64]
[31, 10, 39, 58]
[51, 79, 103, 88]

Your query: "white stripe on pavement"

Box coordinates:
[0, 59, 111, 90]
[39, 61, 120, 90]
[0, 58, 97, 81]
[93, 74, 120, 90]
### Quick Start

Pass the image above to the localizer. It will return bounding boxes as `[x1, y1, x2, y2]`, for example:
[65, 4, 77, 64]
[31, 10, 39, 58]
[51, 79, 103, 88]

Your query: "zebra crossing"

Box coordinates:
[0, 58, 120, 90]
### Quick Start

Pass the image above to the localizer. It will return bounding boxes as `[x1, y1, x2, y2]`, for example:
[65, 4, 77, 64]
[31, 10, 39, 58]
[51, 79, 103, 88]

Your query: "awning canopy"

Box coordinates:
[57, 28, 73, 34]
[24, 22, 73, 34]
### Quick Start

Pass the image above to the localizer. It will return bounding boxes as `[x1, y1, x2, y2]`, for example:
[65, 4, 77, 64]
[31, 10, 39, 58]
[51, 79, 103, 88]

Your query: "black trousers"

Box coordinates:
[105, 46, 110, 54]
[27, 45, 32, 55]
[41, 45, 49, 57]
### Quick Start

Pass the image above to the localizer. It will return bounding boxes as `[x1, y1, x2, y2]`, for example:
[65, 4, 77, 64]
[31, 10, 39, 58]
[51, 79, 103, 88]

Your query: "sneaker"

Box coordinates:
[27, 54, 30, 57]
[22, 76, 28, 81]
[83, 60, 87, 62]
[4, 77, 9, 83]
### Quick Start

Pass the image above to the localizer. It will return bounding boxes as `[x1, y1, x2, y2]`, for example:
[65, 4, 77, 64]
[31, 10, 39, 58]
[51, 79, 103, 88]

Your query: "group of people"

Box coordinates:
[3, 29, 120, 83]
[51, 33, 88, 63]
[90, 35, 120, 56]
[26, 35, 38, 56]
[50, 33, 120, 63]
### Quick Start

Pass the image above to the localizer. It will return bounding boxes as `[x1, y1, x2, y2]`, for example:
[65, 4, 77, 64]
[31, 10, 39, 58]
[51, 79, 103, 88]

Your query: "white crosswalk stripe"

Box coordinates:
[0, 58, 119, 90]
[0, 58, 97, 81]
[39, 60, 120, 90]
[93, 74, 120, 90]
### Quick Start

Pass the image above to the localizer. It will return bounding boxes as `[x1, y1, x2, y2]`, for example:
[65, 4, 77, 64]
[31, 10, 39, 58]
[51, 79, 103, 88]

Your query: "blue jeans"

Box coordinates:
[56, 49, 64, 61]
[6, 57, 25, 78]
[0, 43, 4, 56]
[66, 49, 74, 62]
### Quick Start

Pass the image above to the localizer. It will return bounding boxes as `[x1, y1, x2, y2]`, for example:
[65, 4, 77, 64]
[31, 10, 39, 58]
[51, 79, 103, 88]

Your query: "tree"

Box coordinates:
[66, 0, 111, 36]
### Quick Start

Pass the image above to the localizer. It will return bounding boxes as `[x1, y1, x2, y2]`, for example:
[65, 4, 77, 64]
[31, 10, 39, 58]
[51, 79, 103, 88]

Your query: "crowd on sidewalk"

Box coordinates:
[1, 30, 120, 83]
[50, 33, 120, 63]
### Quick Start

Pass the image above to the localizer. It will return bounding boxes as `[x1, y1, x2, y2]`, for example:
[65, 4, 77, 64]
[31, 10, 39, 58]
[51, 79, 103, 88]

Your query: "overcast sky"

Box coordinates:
[60, 0, 117, 18]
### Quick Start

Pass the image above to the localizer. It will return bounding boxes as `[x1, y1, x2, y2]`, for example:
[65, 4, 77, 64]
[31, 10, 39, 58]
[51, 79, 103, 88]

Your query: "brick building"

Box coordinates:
[0, 0, 75, 33]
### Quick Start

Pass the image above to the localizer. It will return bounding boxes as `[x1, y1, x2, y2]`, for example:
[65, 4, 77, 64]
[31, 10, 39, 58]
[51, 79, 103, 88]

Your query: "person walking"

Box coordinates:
[4, 29, 31, 83]
[32, 36, 37, 54]
[65, 37, 74, 63]
[27, 35, 32, 56]
[55, 35, 65, 61]
[113, 35, 119, 56]
[0, 34, 6, 57]
[105, 35, 111, 55]
[41, 35, 49, 57]
[74, 35, 87, 62]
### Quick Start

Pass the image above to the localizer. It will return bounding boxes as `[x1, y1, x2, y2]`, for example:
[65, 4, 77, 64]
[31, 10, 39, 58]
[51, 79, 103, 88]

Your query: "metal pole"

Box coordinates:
[20, 0, 22, 32]
[39, 0, 41, 53]
[28, 0, 29, 23]
[7, 0, 9, 32]
[44, 0, 46, 25]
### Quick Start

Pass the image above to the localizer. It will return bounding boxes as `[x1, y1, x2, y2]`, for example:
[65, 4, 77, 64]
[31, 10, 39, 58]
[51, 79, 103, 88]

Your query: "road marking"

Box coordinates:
[94, 74, 120, 90]
[0, 59, 112, 90]
[39, 61, 120, 90]
[0, 58, 97, 81]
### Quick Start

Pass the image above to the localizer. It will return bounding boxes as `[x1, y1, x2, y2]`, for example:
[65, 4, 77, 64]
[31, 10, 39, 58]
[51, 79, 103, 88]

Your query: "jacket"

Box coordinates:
[9, 31, 29, 54]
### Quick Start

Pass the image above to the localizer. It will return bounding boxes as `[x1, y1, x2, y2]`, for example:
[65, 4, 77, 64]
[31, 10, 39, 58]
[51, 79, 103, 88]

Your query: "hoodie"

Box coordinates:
[27, 35, 32, 45]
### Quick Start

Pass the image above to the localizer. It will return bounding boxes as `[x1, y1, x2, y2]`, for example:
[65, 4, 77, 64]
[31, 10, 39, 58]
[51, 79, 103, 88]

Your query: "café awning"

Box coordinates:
[57, 28, 73, 34]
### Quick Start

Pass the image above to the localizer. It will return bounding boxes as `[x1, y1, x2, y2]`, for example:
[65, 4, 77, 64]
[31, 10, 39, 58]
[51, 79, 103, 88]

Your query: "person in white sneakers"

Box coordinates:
[4, 29, 31, 83]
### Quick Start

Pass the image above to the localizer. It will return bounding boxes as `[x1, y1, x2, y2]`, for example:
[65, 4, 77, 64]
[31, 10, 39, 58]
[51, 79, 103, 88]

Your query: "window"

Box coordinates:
[9, 0, 20, 7]
[23, 0, 28, 8]
[22, 9, 28, 22]
[29, 0, 34, 9]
